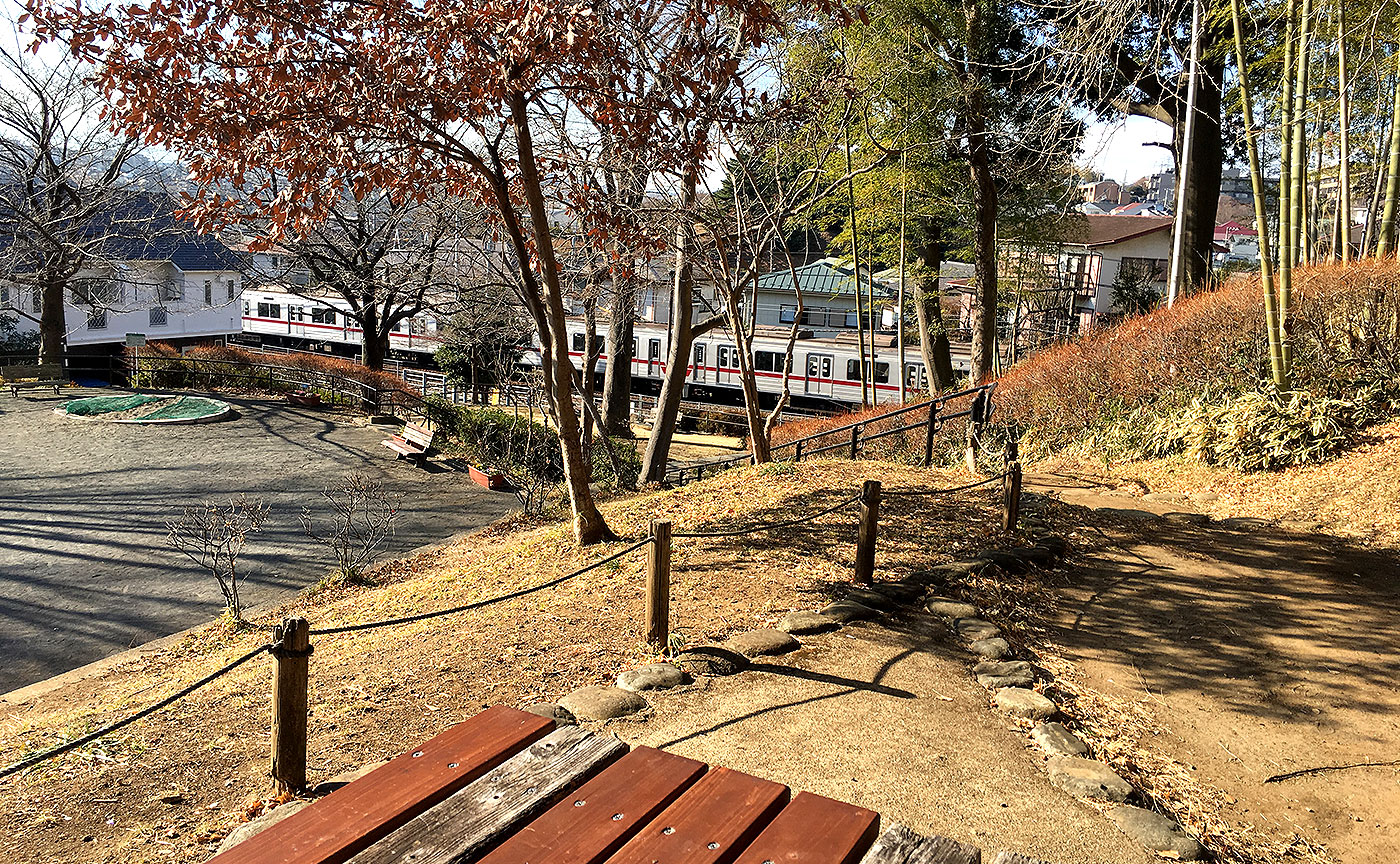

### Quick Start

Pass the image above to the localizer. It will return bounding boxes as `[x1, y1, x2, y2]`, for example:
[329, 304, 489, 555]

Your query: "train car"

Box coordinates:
[525, 317, 973, 410]
[238, 287, 443, 361]
[239, 285, 971, 409]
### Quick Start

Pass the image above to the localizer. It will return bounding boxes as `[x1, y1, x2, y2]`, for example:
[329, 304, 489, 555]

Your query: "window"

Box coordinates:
[203, 280, 213, 304]
[243, 300, 250, 315]
[845, 309, 860, 328]
[716, 345, 729, 369]
[846, 359, 860, 381]
[1119, 257, 1168, 283]
[779, 304, 796, 324]
[256, 302, 281, 319]
[149, 306, 168, 327]
[410, 318, 427, 336]
[310, 307, 337, 325]
[72, 277, 121, 307]
[158, 281, 183, 303]
[572, 332, 585, 352]
[800, 308, 828, 327]
[87, 308, 107, 330]
[226, 279, 237, 301]
[288, 306, 304, 322]
[0, 285, 9, 308]
[755, 351, 782, 373]
[874, 362, 890, 384]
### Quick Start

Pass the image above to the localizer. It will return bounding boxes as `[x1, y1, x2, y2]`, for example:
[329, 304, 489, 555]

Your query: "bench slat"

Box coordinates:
[602, 766, 789, 864]
[209, 705, 553, 864]
[477, 746, 707, 864]
[858, 824, 981, 864]
[348, 724, 627, 864]
[731, 791, 880, 864]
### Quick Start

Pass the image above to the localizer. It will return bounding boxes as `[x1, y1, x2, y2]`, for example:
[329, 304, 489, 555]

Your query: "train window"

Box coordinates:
[256, 302, 281, 319]
[311, 307, 336, 325]
[716, 345, 729, 368]
[846, 359, 860, 381]
[572, 332, 585, 352]
[648, 339, 661, 360]
[755, 351, 780, 372]
[410, 318, 427, 335]
[875, 362, 890, 383]
[632, 338, 638, 359]
[779, 305, 796, 324]
[243, 300, 250, 315]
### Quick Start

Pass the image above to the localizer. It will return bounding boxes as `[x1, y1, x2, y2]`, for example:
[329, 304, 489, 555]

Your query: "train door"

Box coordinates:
[805, 353, 834, 397]
[692, 343, 707, 383]
[904, 362, 928, 398]
[647, 338, 662, 377]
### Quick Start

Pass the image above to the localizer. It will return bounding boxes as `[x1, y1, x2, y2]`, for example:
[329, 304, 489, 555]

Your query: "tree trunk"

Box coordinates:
[508, 92, 613, 544]
[38, 274, 66, 366]
[1172, 34, 1225, 293]
[1288, 0, 1314, 269]
[1337, 0, 1351, 263]
[599, 276, 635, 435]
[966, 107, 999, 383]
[640, 162, 705, 485]
[1379, 66, 1400, 257]
[912, 224, 956, 390]
[360, 308, 387, 372]
[843, 119, 870, 407]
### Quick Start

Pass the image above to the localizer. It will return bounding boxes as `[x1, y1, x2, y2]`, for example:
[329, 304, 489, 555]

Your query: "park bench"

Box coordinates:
[380, 421, 434, 463]
[209, 705, 1050, 864]
[1, 363, 64, 397]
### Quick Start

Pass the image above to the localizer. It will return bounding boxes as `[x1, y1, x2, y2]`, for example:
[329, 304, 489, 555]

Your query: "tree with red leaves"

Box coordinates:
[27, 0, 808, 544]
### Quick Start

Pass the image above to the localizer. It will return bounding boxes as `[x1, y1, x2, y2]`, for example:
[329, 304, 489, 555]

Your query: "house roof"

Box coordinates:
[1214, 220, 1258, 237]
[1065, 215, 1175, 248]
[755, 257, 889, 298]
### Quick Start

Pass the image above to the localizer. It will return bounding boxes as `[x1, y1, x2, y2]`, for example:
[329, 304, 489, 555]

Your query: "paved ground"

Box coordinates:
[620, 614, 1155, 864]
[1037, 475, 1400, 864]
[0, 388, 514, 693]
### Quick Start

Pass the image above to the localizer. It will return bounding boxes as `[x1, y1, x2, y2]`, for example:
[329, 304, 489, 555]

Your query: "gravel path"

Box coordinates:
[0, 388, 514, 693]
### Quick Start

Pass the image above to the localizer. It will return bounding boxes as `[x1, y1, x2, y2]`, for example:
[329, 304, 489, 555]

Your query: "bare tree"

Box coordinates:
[166, 496, 269, 624]
[300, 473, 403, 583]
[0, 45, 169, 363]
[239, 188, 489, 370]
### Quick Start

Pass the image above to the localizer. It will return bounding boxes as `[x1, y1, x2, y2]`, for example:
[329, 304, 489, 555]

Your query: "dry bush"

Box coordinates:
[165, 496, 269, 623]
[132, 342, 418, 399]
[301, 473, 403, 583]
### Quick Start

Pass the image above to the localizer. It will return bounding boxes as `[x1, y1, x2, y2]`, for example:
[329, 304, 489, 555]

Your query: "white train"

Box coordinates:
[238, 286, 970, 407]
[239, 288, 445, 359]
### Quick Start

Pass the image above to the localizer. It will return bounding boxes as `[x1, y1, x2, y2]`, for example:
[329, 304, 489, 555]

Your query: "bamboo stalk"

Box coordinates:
[1229, 0, 1288, 388]
[1379, 62, 1400, 258]
[1337, 0, 1351, 263]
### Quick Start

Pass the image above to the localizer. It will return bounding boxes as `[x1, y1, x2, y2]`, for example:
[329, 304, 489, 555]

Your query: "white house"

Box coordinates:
[3, 234, 245, 351]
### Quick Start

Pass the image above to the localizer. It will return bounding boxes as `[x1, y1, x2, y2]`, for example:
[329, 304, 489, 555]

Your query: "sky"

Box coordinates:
[1080, 116, 1178, 184]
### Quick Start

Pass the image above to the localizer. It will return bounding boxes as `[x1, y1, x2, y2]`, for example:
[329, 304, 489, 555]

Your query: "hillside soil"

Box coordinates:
[0, 460, 1026, 864]
[1027, 471, 1400, 864]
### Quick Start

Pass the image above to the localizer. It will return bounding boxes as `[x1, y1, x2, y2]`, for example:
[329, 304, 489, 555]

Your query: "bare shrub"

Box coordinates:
[301, 473, 403, 583]
[166, 496, 269, 623]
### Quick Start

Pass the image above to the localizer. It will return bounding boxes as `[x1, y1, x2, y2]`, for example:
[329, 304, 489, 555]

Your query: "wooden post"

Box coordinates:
[647, 520, 671, 649]
[795, 440, 804, 463]
[922, 399, 939, 467]
[270, 616, 311, 794]
[854, 479, 881, 585]
[1003, 461, 1023, 532]
[850, 425, 860, 460]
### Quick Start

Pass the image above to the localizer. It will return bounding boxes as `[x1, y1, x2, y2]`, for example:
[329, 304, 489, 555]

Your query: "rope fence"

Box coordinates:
[1, 389, 1022, 795]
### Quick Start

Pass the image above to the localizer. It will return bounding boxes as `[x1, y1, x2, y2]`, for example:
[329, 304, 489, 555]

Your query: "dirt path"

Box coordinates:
[616, 614, 1154, 864]
[1034, 473, 1400, 864]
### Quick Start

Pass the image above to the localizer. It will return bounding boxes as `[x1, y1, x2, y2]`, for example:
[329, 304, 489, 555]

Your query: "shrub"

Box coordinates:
[131, 342, 417, 404]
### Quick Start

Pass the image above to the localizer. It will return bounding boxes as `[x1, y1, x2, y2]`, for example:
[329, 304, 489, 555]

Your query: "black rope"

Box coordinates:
[672, 493, 862, 539]
[883, 472, 1008, 497]
[0, 641, 272, 782]
[309, 538, 653, 636]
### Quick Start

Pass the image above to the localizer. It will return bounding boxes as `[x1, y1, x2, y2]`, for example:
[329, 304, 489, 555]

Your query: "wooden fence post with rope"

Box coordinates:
[923, 399, 940, 467]
[854, 480, 882, 585]
[270, 616, 312, 794]
[647, 520, 672, 649]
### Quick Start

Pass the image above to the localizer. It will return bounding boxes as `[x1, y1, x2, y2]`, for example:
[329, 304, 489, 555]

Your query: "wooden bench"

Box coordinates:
[2, 363, 64, 396]
[212, 706, 1053, 864]
[381, 422, 434, 463]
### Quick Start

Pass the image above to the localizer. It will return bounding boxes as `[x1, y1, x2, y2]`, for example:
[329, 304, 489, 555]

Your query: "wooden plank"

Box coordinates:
[858, 824, 981, 864]
[603, 766, 789, 864]
[991, 853, 1052, 864]
[210, 706, 554, 864]
[348, 724, 627, 864]
[477, 746, 707, 864]
[731, 791, 880, 864]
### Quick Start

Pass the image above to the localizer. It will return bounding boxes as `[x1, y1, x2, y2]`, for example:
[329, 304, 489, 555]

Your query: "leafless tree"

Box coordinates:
[166, 496, 269, 624]
[300, 473, 402, 583]
[0, 44, 174, 363]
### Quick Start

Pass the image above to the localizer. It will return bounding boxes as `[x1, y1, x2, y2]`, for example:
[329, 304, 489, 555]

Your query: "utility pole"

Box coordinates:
[1167, 0, 1203, 307]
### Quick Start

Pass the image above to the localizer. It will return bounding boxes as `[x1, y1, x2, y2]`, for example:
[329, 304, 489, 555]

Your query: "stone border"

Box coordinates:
[56, 394, 234, 425]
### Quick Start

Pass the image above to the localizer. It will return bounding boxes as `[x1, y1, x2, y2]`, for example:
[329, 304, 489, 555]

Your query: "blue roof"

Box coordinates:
[755, 258, 889, 298]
